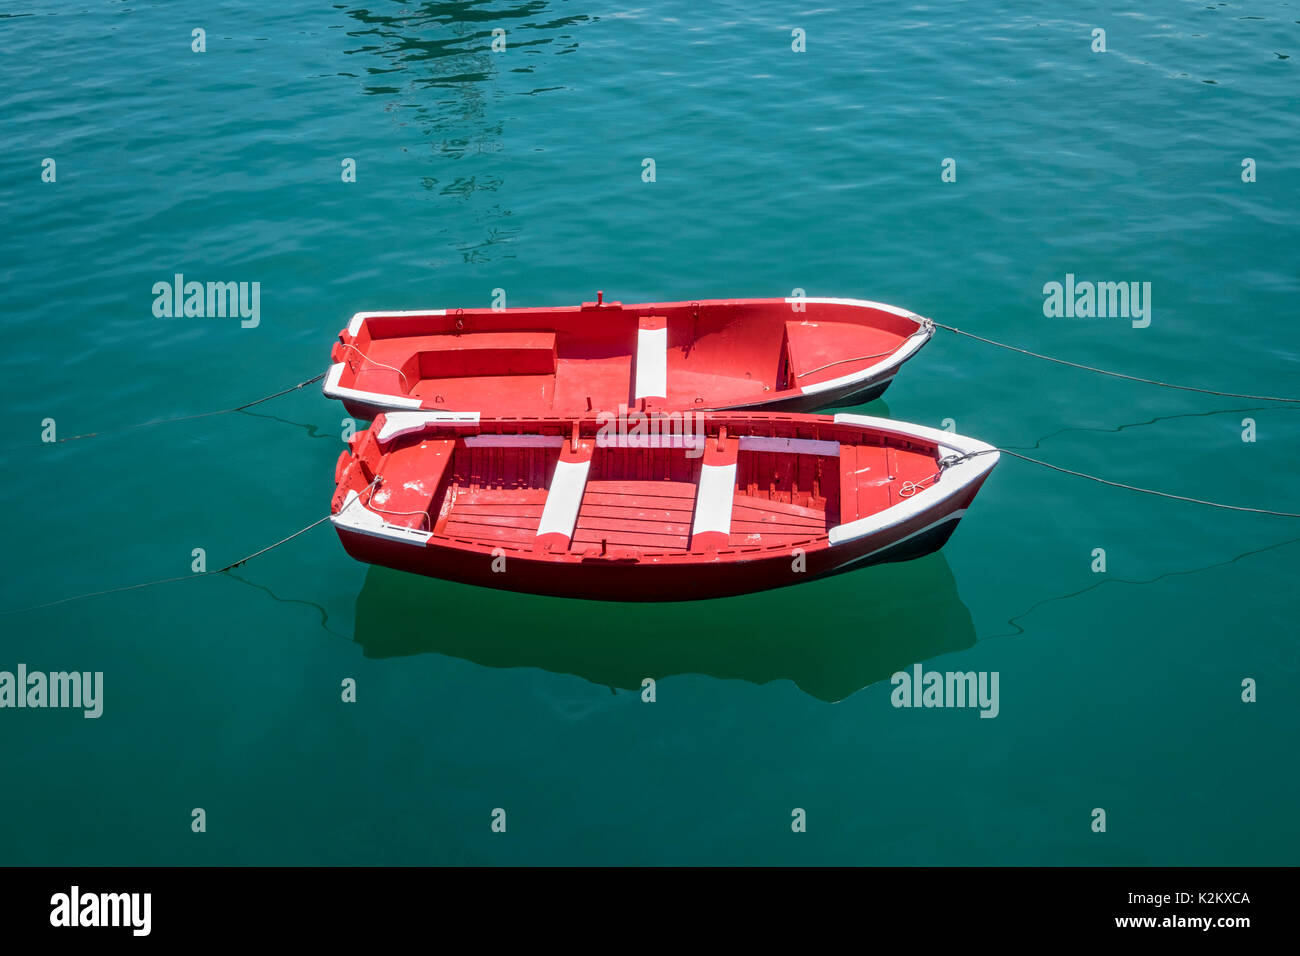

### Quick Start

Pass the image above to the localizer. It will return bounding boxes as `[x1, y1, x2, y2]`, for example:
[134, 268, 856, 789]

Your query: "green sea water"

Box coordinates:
[1, 0, 1297, 865]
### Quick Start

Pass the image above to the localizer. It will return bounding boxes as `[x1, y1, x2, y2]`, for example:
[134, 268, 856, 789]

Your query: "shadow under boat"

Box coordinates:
[351, 550, 976, 703]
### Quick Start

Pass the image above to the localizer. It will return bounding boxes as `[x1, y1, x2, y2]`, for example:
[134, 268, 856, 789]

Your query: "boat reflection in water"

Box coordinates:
[351, 551, 976, 703]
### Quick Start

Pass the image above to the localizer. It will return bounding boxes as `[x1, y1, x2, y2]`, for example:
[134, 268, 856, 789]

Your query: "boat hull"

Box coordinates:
[329, 411, 997, 602]
[325, 297, 931, 420]
[333, 479, 983, 601]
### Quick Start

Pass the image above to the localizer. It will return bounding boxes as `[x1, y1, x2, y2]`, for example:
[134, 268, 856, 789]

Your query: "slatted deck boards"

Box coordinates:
[730, 495, 826, 547]
[435, 442, 558, 543]
[432, 443, 836, 552]
[575, 480, 696, 551]
[569, 443, 700, 552]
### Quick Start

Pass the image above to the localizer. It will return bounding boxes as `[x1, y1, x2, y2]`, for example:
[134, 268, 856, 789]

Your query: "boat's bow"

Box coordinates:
[768, 297, 934, 409]
[826, 413, 998, 567]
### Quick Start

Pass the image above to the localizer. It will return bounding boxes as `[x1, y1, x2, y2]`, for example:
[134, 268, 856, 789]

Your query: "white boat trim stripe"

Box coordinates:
[782, 296, 918, 318]
[324, 362, 424, 411]
[830, 413, 996, 459]
[347, 309, 448, 338]
[377, 410, 481, 444]
[331, 490, 433, 546]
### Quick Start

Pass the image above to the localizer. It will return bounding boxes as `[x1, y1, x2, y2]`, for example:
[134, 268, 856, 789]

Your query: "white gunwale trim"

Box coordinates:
[634, 325, 668, 399]
[536, 458, 591, 539]
[323, 362, 423, 411]
[347, 309, 448, 338]
[783, 296, 917, 317]
[376, 410, 481, 444]
[331, 490, 433, 546]
[831, 413, 992, 457]
[737, 436, 840, 457]
[827, 413, 997, 546]
[691, 461, 738, 537]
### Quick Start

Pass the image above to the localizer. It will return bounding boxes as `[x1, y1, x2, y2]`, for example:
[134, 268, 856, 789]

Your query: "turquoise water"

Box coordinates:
[2, 0, 1297, 864]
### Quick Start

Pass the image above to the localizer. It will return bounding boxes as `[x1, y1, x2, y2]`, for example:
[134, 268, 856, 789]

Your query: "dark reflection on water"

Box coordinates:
[346, 394, 977, 702]
[339, 0, 593, 262]
[352, 552, 976, 703]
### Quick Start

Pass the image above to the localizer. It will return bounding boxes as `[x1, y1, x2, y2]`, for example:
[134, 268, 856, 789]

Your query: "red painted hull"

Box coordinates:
[330, 411, 997, 601]
[323, 297, 932, 420]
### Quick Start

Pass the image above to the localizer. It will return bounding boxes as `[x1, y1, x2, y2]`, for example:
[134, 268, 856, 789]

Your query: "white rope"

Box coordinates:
[339, 343, 412, 391]
[361, 476, 431, 530]
[899, 473, 940, 497]
[795, 347, 899, 378]
[794, 326, 932, 378]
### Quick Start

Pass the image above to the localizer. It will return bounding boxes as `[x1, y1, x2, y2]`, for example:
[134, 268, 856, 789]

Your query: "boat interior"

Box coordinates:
[336, 301, 919, 414]
[344, 421, 941, 556]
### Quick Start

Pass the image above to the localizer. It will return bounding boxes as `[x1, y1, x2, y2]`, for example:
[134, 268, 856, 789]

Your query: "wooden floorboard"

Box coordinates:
[434, 446, 839, 550]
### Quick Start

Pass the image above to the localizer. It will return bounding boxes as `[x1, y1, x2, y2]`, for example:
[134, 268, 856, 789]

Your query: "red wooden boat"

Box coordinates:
[329, 410, 997, 601]
[323, 296, 933, 420]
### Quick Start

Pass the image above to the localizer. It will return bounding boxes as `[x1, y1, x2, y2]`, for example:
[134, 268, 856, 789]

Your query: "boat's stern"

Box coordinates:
[323, 310, 449, 420]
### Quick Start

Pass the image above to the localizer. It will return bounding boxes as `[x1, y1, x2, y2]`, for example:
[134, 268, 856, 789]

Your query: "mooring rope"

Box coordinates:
[946, 447, 1300, 517]
[795, 347, 898, 378]
[932, 321, 1300, 403]
[1, 515, 333, 614]
[337, 343, 411, 390]
[52, 371, 326, 443]
[361, 476, 432, 530]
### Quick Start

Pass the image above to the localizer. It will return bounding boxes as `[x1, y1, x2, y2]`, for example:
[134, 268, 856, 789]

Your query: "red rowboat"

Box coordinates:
[323, 296, 933, 420]
[329, 410, 997, 601]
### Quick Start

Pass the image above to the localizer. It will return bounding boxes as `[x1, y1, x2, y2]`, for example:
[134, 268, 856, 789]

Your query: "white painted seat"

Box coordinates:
[691, 463, 736, 537]
[536, 449, 593, 546]
[634, 316, 667, 400]
[690, 437, 740, 548]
